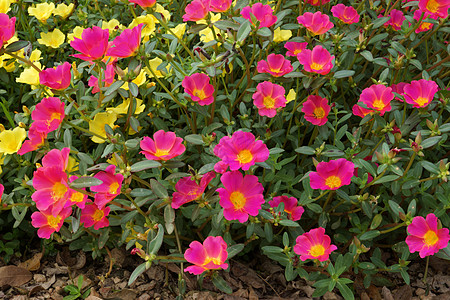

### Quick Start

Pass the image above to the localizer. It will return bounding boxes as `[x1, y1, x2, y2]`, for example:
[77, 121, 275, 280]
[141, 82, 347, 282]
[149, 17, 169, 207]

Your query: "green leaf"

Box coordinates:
[212, 274, 232, 294]
[373, 175, 399, 184]
[257, 27, 272, 37]
[285, 262, 296, 281]
[164, 205, 175, 234]
[184, 134, 204, 145]
[279, 220, 300, 227]
[262, 246, 283, 253]
[148, 224, 164, 254]
[227, 244, 244, 260]
[372, 17, 390, 29]
[337, 281, 355, 300]
[370, 214, 383, 230]
[360, 230, 380, 240]
[334, 70, 355, 79]
[70, 177, 103, 188]
[421, 136, 441, 148]
[129, 82, 139, 97]
[150, 179, 168, 198]
[105, 80, 124, 96]
[389, 200, 405, 217]
[360, 50, 373, 62]
[4, 41, 30, 53]
[130, 160, 161, 172]
[236, 20, 252, 42]
[128, 262, 150, 286]
[295, 146, 315, 155]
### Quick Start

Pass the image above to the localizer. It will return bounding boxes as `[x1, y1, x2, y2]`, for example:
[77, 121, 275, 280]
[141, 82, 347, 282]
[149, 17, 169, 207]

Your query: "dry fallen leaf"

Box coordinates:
[18, 252, 43, 271]
[0, 265, 32, 287]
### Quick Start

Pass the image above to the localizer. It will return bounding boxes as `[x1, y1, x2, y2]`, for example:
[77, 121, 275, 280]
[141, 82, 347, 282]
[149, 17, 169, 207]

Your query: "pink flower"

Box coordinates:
[217, 171, 264, 223]
[183, 0, 210, 22]
[80, 202, 110, 230]
[297, 11, 334, 35]
[182, 73, 215, 106]
[70, 26, 110, 61]
[352, 103, 373, 118]
[0, 14, 16, 47]
[214, 131, 269, 171]
[305, 0, 330, 6]
[210, 0, 232, 12]
[309, 158, 355, 190]
[107, 24, 143, 58]
[284, 42, 308, 57]
[390, 82, 408, 101]
[67, 177, 88, 209]
[184, 236, 228, 275]
[301, 95, 331, 126]
[31, 97, 65, 134]
[331, 4, 360, 24]
[88, 64, 115, 94]
[252, 81, 286, 118]
[418, 0, 449, 18]
[257, 53, 293, 77]
[241, 3, 277, 28]
[403, 79, 438, 108]
[32, 166, 70, 214]
[31, 206, 72, 239]
[140, 130, 186, 161]
[129, 0, 156, 8]
[42, 147, 70, 171]
[214, 161, 229, 174]
[39, 62, 71, 90]
[90, 165, 123, 208]
[406, 213, 450, 258]
[359, 84, 393, 116]
[297, 45, 334, 75]
[172, 172, 216, 209]
[294, 227, 337, 261]
[0, 184, 4, 200]
[414, 10, 438, 33]
[17, 123, 47, 155]
[269, 196, 304, 221]
[385, 9, 405, 31]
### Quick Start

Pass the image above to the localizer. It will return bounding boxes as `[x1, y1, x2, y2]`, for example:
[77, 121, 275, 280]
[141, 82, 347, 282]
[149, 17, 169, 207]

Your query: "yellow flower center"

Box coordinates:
[372, 99, 385, 110]
[313, 107, 325, 119]
[70, 191, 84, 203]
[92, 209, 104, 222]
[426, 0, 439, 12]
[237, 149, 253, 164]
[203, 255, 222, 265]
[47, 215, 61, 229]
[310, 63, 323, 71]
[421, 22, 432, 30]
[424, 230, 438, 246]
[229, 191, 246, 210]
[155, 149, 170, 157]
[52, 182, 68, 199]
[309, 244, 325, 257]
[415, 97, 429, 107]
[325, 175, 342, 189]
[46, 112, 62, 127]
[263, 96, 276, 109]
[109, 182, 119, 194]
[193, 89, 206, 100]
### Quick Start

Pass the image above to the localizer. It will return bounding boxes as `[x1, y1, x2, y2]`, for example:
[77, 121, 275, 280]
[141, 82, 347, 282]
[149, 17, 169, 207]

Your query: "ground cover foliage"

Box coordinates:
[0, 0, 449, 299]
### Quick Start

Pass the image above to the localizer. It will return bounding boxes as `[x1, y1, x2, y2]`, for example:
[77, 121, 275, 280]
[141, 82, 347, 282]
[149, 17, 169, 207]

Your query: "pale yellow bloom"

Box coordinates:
[28, 2, 55, 23]
[67, 26, 84, 43]
[197, 13, 222, 44]
[286, 89, 296, 104]
[16, 63, 41, 86]
[106, 98, 146, 115]
[145, 57, 168, 78]
[121, 68, 147, 90]
[67, 156, 78, 173]
[38, 29, 65, 48]
[0, 0, 12, 13]
[0, 127, 26, 154]
[129, 15, 156, 37]
[53, 3, 74, 19]
[88, 112, 117, 144]
[102, 19, 124, 32]
[155, 4, 171, 23]
[273, 27, 292, 43]
[169, 23, 186, 39]
[0, 154, 4, 174]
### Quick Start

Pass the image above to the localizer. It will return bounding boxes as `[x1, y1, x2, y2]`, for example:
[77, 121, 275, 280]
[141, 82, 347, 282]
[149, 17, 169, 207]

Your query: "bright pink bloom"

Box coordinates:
[210, 0, 232, 12]
[31, 206, 72, 239]
[301, 95, 331, 126]
[391, 82, 407, 101]
[309, 158, 355, 190]
[305, 0, 330, 6]
[107, 24, 143, 58]
[257, 54, 293, 77]
[70, 26, 110, 61]
[67, 177, 88, 209]
[32, 166, 70, 214]
[17, 123, 47, 155]
[182, 73, 215, 106]
[359, 84, 393, 116]
[0, 14, 16, 47]
[42, 147, 70, 171]
[385, 9, 405, 31]
[331, 4, 360, 24]
[39, 62, 71, 90]
[294, 227, 337, 261]
[403, 79, 438, 108]
[297, 12, 334, 35]
[297, 45, 334, 75]
[140, 130, 186, 161]
[88, 64, 115, 94]
[241, 3, 277, 28]
[406, 213, 450, 258]
[0, 184, 4, 200]
[183, 0, 210, 22]
[217, 171, 264, 223]
[213, 131, 269, 171]
[31, 97, 65, 133]
[284, 42, 308, 57]
[214, 161, 228, 174]
[90, 165, 123, 208]
[352, 103, 373, 118]
[418, 0, 449, 18]
[172, 172, 216, 209]
[414, 10, 438, 33]
[129, 0, 156, 8]
[80, 202, 110, 230]
[252, 81, 286, 118]
[269, 196, 304, 221]
[184, 236, 228, 275]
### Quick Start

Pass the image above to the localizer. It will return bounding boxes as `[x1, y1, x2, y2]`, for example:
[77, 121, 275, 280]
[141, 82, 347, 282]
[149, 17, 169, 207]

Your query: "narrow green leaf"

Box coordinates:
[130, 160, 162, 172]
[70, 177, 103, 188]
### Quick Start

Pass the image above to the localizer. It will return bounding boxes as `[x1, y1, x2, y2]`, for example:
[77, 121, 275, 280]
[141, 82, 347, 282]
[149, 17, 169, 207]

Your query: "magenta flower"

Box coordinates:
[70, 26, 110, 61]
[331, 4, 360, 24]
[0, 184, 4, 200]
[31, 97, 65, 134]
[17, 123, 47, 155]
[297, 45, 334, 75]
[241, 3, 277, 28]
[183, 0, 210, 22]
[90, 165, 123, 208]
[419, 0, 449, 18]
[269, 196, 304, 221]
[182, 73, 215, 106]
[284, 41, 308, 57]
[31, 206, 72, 239]
[217, 171, 264, 223]
[390, 82, 407, 101]
[80, 202, 111, 230]
[257, 53, 293, 77]
[309, 158, 355, 190]
[67, 177, 88, 209]
[385, 9, 405, 31]
[403, 79, 438, 108]
[32, 166, 70, 214]
[88, 64, 115, 94]
[414, 10, 438, 33]
[297, 11, 334, 35]
[359, 84, 394, 116]
[107, 24, 143, 58]
[184, 236, 228, 275]
[252, 81, 286, 118]
[39, 62, 71, 90]
[210, 0, 232, 12]
[172, 172, 216, 209]
[294, 227, 337, 261]
[42, 147, 70, 171]
[301, 95, 331, 126]
[129, 0, 156, 8]
[406, 213, 450, 258]
[213, 131, 269, 171]
[140, 130, 186, 161]
[352, 103, 373, 118]
[0, 14, 16, 47]
[305, 0, 330, 6]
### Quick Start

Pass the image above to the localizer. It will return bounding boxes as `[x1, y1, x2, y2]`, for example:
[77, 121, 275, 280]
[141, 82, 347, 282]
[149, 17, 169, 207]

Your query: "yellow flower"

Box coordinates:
[53, 3, 74, 19]
[67, 26, 84, 43]
[121, 68, 147, 90]
[129, 15, 156, 37]
[197, 13, 222, 44]
[67, 156, 79, 173]
[0, 127, 26, 154]
[16, 63, 41, 86]
[273, 27, 292, 43]
[0, 154, 5, 174]
[106, 98, 146, 115]
[38, 29, 65, 48]
[169, 23, 186, 39]
[155, 4, 171, 23]
[145, 57, 167, 78]
[286, 89, 296, 104]
[102, 19, 124, 33]
[0, 0, 12, 13]
[88, 112, 117, 144]
[28, 2, 55, 23]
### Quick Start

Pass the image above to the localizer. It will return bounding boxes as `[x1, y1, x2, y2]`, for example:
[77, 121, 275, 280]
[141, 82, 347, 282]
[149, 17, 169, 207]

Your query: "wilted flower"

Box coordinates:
[140, 130, 186, 161]
[294, 227, 337, 261]
[309, 158, 355, 190]
[359, 84, 393, 116]
[80, 202, 111, 230]
[301, 95, 331, 126]
[284, 41, 308, 57]
[182, 73, 215, 106]
[172, 172, 216, 209]
[184, 236, 228, 275]
[297, 45, 334, 75]
[70, 26, 110, 61]
[257, 53, 293, 77]
[241, 3, 277, 28]
[31, 206, 72, 239]
[297, 11, 334, 35]
[331, 4, 360, 24]
[39, 62, 71, 90]
[403, 79, 438, 108]
[252, 81, 286, 118]
[269, 196, 304, 221]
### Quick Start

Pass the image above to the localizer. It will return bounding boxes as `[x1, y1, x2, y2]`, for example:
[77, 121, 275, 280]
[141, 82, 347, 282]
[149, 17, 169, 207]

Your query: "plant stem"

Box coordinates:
[5, 51, 41, 73]
[423, 255, 430, 285]
[379, 222, 405, 234]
